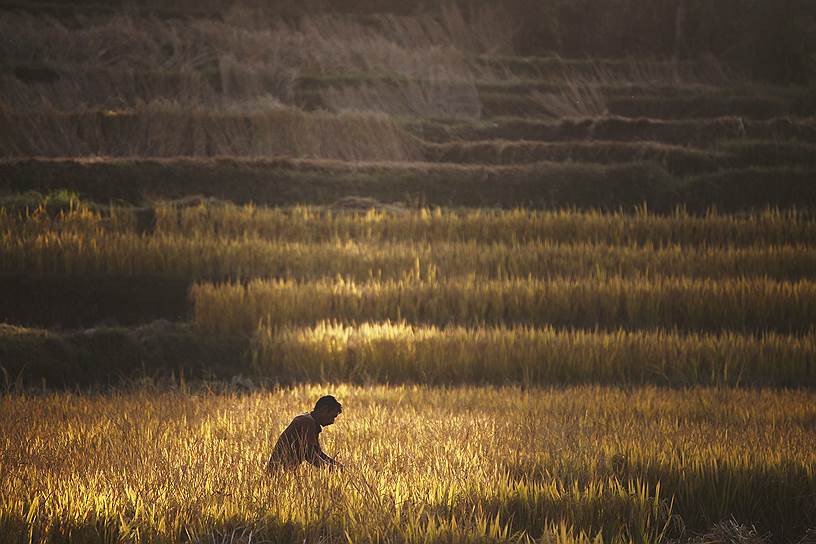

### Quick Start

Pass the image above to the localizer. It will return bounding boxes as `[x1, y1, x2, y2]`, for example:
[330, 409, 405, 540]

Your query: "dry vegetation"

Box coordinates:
[6, 204, 813, 247]
[2, 2, 815, 542]
[0, 107, 423, 161]
[5, 232, 816, 282]
[2, 203, 815, 390]
[191, 275, 816, 336]
[0, 7, 512, 117]
[252, 322, 816, 387]
[1, 386, 814, 543]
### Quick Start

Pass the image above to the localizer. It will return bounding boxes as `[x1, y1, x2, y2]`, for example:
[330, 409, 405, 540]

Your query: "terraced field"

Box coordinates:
[1, 2, 815, 212]
[1, 1, 815, 543]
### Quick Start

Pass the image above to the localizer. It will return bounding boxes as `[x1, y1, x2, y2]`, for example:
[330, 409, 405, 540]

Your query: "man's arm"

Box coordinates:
[305, 443, 337, 467]
[303, 420, 340, 468]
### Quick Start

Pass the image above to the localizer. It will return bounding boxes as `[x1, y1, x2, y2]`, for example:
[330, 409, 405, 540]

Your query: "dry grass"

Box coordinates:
[0, 5, 512, 116]
[321, 75, 482, 119]
[1, 386, 814, 543]
[190, 275, 816, 336]
[484, 56, 739, 89]
[5, 204, 816, 247]
[529, 78, 609, 121]
[0, 106, 421, 160]
[3, 232, 815, 282]
[139, 205, 816, 248]
[251, 321, 816, 387]
[422, 140, 724, 174]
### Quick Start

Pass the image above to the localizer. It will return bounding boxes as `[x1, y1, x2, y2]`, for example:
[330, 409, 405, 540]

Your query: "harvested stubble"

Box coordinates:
[677, 167, 816, 213]
[424, 137, 816, 176]
[190, 276, 816, 336]
[603, 94, 814, 121]
[252, 321, 816, 387]
[479, 90, 810, 120]
[716, 139, 816, 170]
[473, 56, 732, 83]
[0, 107, 421, 161]
[0, 66, 285, 112]
[423, 139, 725, 175]
[408, 116, 816, 145]
[1, 386, 814, 543]
[3, 232, 816, 283]
[0, 6, 510, 123]
[0, 7, 512, 75]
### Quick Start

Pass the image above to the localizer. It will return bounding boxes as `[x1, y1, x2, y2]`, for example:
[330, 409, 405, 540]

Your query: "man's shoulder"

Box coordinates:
[291, 413, 319, 429]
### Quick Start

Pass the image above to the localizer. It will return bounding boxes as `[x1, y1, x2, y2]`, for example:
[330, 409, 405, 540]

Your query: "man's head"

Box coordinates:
[312, 395, 342, 426]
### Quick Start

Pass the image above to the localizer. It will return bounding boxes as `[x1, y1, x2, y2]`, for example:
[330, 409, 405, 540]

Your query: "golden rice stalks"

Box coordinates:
[191, 276, 816, 336]
[2, 231, 815, 282]
[4, 205, 815, 248]
[251, 321, 816, 386]
[1, 386, 813, 543]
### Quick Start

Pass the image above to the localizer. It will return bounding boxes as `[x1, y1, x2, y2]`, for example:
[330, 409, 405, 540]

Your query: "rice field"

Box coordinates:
[7, 204, 816, 247]
[252, 322, 816, 387]
[5, 233, 816, 282]
[3, 203, 816, 388]
[2, 1, 815, 542]
[2, 386, 814, 544]
[192, 275, 816, 335]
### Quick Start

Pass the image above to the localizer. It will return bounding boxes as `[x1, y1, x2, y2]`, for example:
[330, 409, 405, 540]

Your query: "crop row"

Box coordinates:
[3, 232, 816, 282]
[252, 321, 816, 387]
[5, 205, 816, 247]
[408, 115, 816, 146]
[424, 139, 816, 174]
[4, 110, 816, 159]
[3, 320, 812, 388]
[191, 276, 816, 336]
[8, 63, 814, 121]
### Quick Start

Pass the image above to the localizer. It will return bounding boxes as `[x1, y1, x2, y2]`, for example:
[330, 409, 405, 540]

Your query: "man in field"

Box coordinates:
[266, 395, 343, 471]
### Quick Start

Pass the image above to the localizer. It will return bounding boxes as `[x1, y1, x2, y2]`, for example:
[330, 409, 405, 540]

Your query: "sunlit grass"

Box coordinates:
[251, 321, 816, 387]
[1, 386, 814, 543]
[3, 232, 815, 282]
[4, 205, 816, 247]
[191, 275, 816, 336]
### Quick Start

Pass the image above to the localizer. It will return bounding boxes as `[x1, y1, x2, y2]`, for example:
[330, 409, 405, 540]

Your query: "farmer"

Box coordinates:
[266, 395, 343, 471]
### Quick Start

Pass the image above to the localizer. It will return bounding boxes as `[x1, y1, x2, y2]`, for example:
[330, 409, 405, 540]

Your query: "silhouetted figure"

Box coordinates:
[266, 395, 343, 471]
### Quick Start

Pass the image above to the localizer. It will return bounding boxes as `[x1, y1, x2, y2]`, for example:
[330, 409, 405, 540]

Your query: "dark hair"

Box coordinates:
[314, 395, 342, 412]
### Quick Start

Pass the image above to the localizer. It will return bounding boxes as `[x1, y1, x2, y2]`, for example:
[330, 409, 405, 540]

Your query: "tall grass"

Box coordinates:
[5, 205, 813, 248]
[191, 276, 816, 336]
[1, 386, 813, 543]
[3, 232, 815, 282]
[252, 321, 816, 387]
[152, 205, 816, 246]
